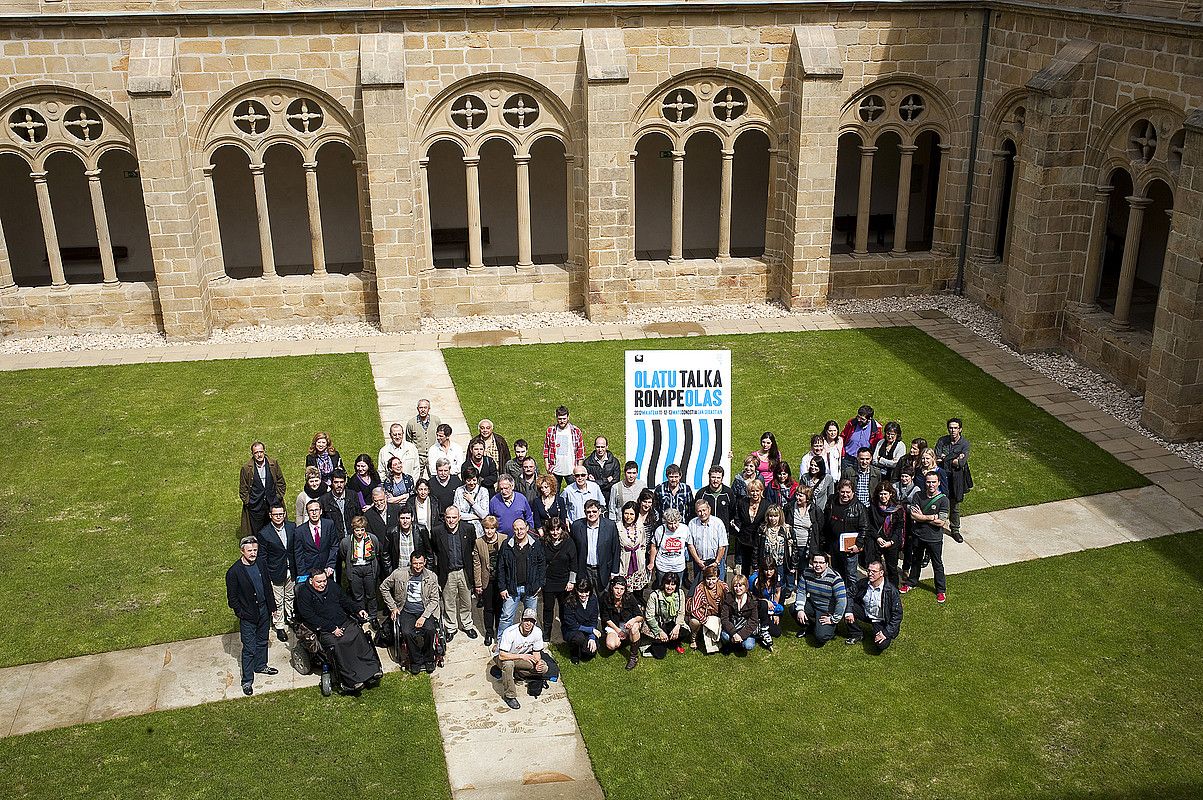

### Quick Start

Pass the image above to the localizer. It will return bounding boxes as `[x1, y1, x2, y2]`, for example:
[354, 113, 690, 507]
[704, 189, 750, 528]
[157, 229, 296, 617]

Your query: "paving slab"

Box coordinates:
[0, 663, 33, 737]
[84, 644, 169, 723]
[9, 654, 97, 736]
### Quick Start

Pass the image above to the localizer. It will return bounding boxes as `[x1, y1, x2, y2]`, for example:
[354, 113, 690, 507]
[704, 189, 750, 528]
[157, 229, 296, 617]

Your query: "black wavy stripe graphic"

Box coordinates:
[680, 418, 694, 479]
[649, 418, 663, 484]
[711, 418, 724, 466]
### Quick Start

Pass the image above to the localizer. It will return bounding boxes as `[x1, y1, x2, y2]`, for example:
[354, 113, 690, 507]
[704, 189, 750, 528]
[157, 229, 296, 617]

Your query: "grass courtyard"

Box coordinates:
[560, 531, 1203, 800]
[0, 675, 450, 800]
[444, 327, 1148, 515]
[0, 354, 382, 667]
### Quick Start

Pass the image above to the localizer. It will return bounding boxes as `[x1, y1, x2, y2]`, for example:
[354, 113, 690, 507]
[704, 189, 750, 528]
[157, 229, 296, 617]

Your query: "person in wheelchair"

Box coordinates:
[296, 570, 383, 691]
[381, 550, 442, 675]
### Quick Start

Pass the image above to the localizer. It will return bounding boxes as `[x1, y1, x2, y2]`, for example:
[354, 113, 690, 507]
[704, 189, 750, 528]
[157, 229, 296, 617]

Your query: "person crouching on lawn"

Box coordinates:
[642, 572, 688, 659]
[492, 607, 559, 710]
[719, 573, 761, 654]
[601, 575, 645, 670]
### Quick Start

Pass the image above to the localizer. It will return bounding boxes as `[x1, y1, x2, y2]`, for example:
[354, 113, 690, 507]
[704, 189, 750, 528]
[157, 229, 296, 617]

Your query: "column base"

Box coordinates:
[668, 256, 684, 263]
[50, 282, 69, 291]
[850, 250, 869, 258]
[103, 279, 120, 286]
[889, 249, 909, 258]
[1107, 318, 1132, 332]
[0, 282, 18, 295]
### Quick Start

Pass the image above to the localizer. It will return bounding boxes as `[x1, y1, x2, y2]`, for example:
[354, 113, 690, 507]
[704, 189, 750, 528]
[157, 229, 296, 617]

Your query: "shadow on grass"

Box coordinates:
[1137, 528, 1203, 588]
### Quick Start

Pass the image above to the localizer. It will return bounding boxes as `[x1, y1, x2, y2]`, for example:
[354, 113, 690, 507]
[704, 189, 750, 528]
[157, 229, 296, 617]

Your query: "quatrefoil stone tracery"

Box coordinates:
[1129, 120, 1158, 163]
[858, 95, 886, 123]
[713, 87, 747, 123]
[232, 100, 271, 135]
[450, 95, 488, 131]
[286, 99, 324, 134]
[8, 107, 47, 144]
[64, 106, 103, 142]
[899, 94, 926, 123]
[502, 94, 540, 131]
[661, 89, 698, 124]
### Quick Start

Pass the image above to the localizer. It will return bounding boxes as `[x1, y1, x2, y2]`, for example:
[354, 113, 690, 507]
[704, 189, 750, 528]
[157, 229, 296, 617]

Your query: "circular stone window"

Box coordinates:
[858, 95, 886, 123]
[232, 100, 271, 135]
[64, 106, 104, 142]
[285, 98, 324, 134]
[502, 94, 540, 130]
[713, 87, 748, 122]
[899, 94, 926, 123]
[661, 89, 698, 124]
[1128, 119, 1157, 163]
[8, 107, 48, 144]
[450, 95, 488, 131]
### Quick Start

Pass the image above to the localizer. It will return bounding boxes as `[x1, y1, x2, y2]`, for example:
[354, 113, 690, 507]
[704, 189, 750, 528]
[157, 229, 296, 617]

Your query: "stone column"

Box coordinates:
[718, 147, 735, 259]
[1142, 111, 1203, 440]
[416, 157, 433, 268]
[248, 163, 276, 277]
[201, 165, 225, 276]
[302, 161, 327, 276]
[670, 149, 685, 262]
[31, 171, 66, 287]
[0, 213, 14, 289]
[463, 155, 483, 270]
[1110, 195, 1152, 329]
[84, 169, 119, 284]
[853, 145, 877, 256]
[981, 149, 1011, 260]
[891, 144, 918, 257]
[564, 153, 576, 264]
[1075, 183, 1114, 307]
[514, 154, 533, 268]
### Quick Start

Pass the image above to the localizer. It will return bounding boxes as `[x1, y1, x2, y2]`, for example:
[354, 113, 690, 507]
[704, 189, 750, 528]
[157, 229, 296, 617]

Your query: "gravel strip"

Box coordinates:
[2, 294, 1199, 472]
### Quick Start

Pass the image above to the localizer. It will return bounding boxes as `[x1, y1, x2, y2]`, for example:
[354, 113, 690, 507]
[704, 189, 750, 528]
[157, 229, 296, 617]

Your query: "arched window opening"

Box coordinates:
[315, 141, 364, 274]
[1096, 168, 1134, 312]
[683, 130, 722, 259]
[731, 129, 770, 257]
[868, 131, 901, 254]
[994, 139, 1018, 261]
[478, 137, 519, 266]
[263, 143, 312, 276]
[426, 140, 469, 268]
[97, 150, 155, 282]
[0, 153, 46, 286]
[911, 130, 943, 252]
[634, 131, 673, 260]
[831, 132, 863, 254]
[210, 145, 261, 279]
[530, 136, 569, 264]
[1130, 180, 1174, 331]
[45, 151, 101, 284]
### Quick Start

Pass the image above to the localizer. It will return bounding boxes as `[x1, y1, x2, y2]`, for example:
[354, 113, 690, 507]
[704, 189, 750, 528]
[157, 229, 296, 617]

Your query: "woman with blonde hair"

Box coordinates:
[296, 466, 326, 523]
[306, 431, 343, 489]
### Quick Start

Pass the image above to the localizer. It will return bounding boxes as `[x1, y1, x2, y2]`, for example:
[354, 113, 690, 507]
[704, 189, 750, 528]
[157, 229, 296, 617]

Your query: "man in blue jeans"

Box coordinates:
[225, 536, 279, 695]
[497, 518, 546, 633]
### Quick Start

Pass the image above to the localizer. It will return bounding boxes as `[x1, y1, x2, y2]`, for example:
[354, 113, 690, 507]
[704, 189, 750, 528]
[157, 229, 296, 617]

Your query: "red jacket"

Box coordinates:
[841, 417, 883, 458]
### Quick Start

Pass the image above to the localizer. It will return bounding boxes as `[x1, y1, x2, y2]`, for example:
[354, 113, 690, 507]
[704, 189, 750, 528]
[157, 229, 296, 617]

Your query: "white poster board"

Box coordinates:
[625, 349, 731, 489]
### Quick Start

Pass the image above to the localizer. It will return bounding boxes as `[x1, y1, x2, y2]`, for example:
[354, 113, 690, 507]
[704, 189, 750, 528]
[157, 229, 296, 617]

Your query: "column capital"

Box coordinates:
[29, 170, 48, 182]
[899, 144, 919, 154]
[858, 145, 878, 155]
[720, 148, 735, 159]
[462, 156, 480, 167]
[302, 161, 318, 172]
[937, 143, 953, 152]
[1125, 195, 1154, 209]
[202, 165, 216, 178]
[1093, 183, 1113, 196]
[513, 154, 531, 165]
[249, 163, 266, 175]
[563, 153, 576, 164]
[629, 150, 638, 161]
[84, 168, 103, 180]
[990, 148, 1010, 159]
[670, 149, 686, 160]
[418, 157, 430, 168]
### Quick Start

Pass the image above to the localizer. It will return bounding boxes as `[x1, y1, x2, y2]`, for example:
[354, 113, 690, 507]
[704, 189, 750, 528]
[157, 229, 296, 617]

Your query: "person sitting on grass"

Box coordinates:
[381, 551, 441, 675]
[688, 563, 728, 654]
[642, 572, 688, 659]
[492, 607, 559, 710]
[844, 559, 903, 653]
[295, 570, 383, 692]
[719, 573, 761, 654]
[794, 551, 846, 646]
[561, 578, 601, 664]
[748, 558, 784, 638]
[601, 575, 645, 670]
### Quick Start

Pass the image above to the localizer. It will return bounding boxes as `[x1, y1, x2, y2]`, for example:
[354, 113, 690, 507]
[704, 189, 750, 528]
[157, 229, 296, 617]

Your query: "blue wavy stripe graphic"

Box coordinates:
[694, 418, 710, 488]
[664, 417, 679, 483]
[635, 418, 648, 480]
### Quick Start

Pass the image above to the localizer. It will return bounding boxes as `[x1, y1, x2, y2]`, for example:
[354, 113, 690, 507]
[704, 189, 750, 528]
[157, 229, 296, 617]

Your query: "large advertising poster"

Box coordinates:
[625, 349, 732, 489]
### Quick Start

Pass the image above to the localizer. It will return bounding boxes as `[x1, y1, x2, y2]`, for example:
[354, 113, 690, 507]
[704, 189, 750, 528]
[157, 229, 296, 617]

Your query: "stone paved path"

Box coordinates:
[3, 309, 1203, 800]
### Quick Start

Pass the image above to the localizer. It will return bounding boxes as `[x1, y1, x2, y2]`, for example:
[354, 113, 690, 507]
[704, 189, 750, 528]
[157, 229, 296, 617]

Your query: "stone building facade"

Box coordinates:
[0, 1, 1200, 439]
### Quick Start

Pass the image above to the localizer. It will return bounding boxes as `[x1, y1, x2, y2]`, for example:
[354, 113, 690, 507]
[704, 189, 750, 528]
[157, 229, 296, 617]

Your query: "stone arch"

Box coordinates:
[1088, 98, 1185, 191]
[983, 88, 1029, 154]
[632, 69, 778, 150]
[0, 84, 134, 169]
[841, 75, 960, 149]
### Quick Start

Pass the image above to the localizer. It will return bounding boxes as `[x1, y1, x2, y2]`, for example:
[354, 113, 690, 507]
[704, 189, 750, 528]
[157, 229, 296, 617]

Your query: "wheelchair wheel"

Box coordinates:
[320, 670, 333, 697]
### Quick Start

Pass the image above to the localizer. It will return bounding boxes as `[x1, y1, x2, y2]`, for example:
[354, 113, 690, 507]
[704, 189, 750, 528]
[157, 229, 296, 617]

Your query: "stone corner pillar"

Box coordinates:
[127, 36, 212, 341]
[1141, 112, 1203, 441]
[776, 25, 844, 311]
[582, 28, 633, 322]
[360, 32, 420, 332]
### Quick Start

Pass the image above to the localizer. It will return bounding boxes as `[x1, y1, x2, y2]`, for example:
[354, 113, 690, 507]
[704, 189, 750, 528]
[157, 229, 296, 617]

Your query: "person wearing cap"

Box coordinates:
[493, 606, 559, 710]
[225, 536, 278, 696]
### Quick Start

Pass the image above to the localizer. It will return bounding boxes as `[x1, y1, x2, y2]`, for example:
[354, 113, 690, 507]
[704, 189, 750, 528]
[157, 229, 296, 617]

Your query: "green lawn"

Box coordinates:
[0, 676, 450, 800]
[444, 328, 1147, 514]
[0, 355, 382, 667]
[561, 531, 1203, 800]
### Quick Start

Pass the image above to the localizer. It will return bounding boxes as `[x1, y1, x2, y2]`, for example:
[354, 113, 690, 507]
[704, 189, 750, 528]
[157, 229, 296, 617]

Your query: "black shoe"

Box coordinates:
[951, 530, 964, 544]
[275, 628, 287, 642]
[490, 665, 503, 680]
[424, 663, 435, 674]
[408, 666, 422, 676]
[484, 633, 494, 647]
[372, 670, 384, 681]
[795, 631, 807, 638]
[242, 683, 253, 695]
[504, 696, 521, 710]
[445, 631, 456, 643]
[255, 666, 279, 676]
[527, 679, 544, 697]
[464, 629, 479, 640]
[845, 636, 862, 646]
[571, 653, 580, 665]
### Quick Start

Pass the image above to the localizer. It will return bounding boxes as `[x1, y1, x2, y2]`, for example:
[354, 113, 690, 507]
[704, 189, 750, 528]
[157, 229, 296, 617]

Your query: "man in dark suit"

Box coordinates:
[431, 505, 479, 641]
[844, 559, 903, 653]
[239, 441, 286, 537]
[319, 468, 357, 540]
[226, 536, 279, 696]
[255, 503, 297, 642]
[294, 498, 338, 580]
[389, 508, 433, 575]
[570, 499, 620, 593]
[364, 486, 401, 574]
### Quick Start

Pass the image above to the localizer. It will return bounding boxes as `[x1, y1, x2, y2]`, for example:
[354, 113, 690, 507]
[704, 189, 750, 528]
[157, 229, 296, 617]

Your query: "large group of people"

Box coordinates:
[229, 401, 973, 703]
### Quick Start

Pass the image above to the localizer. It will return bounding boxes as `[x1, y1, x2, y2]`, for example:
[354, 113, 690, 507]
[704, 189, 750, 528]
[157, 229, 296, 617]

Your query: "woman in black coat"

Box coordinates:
[561, 578, 601, 664]
[732, 478, 768, 577]
[541, 517, 578, 640]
